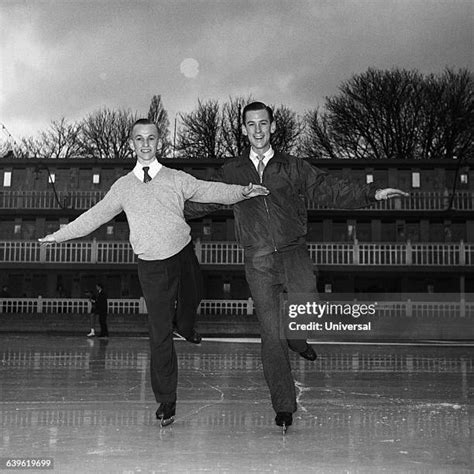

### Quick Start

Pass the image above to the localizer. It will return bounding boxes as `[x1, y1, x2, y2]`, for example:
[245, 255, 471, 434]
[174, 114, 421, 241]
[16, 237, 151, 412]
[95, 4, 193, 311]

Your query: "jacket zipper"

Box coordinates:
[260, 168, 278, 252]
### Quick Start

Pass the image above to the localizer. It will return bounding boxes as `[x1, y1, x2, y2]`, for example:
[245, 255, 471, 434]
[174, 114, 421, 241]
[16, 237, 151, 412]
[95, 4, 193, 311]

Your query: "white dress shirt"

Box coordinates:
[133, 159, 162, 182]
[248, 146, 275, 172]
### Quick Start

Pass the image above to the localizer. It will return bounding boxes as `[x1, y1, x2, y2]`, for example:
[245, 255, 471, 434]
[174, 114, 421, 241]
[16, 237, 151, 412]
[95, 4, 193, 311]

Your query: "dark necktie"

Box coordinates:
[143, 166, 152, 183]
[257, 155, 265, 182]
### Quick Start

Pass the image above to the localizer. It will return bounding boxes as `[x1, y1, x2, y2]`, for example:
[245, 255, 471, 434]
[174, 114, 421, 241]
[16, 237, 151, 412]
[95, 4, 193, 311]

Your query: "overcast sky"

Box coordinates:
[0, 0, 472, 142]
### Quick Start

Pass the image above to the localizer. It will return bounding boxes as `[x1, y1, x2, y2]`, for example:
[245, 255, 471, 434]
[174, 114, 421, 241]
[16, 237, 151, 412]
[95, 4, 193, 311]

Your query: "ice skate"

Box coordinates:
[275, 412, 292, 434]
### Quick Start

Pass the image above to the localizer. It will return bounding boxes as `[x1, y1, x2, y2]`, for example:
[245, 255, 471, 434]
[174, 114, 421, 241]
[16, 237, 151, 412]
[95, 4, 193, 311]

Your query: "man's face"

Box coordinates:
[242, 109, 276, 154]
[129, 124, 158, 164]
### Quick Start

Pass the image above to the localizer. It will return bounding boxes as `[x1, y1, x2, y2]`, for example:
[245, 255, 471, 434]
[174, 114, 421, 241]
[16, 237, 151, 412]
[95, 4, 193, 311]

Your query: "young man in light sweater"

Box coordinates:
[39, 118, 269, 427]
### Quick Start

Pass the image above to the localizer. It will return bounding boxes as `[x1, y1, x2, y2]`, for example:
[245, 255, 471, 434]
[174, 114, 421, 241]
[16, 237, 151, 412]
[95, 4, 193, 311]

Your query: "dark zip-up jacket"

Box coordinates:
[92, 290, 108, 316]
[184, 149, 378, 256]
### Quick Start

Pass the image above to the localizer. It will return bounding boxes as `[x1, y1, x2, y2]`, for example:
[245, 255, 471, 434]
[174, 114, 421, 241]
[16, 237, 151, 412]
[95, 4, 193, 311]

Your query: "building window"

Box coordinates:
[444, 224, 452, 242]
[411, 172, 420, 188]
[324, 283, 332, 293]
[366, 173, 374, 184]
[106, 226, 114, 235]
[396, 222, 406, 241]
[14, 224, 21, 234]
[93, 173, 100, 184]
[460, 173, 468, 185]
[3, 171, 11, 187]
[48, 173, 56, 184]
[347, 224, 355, 240]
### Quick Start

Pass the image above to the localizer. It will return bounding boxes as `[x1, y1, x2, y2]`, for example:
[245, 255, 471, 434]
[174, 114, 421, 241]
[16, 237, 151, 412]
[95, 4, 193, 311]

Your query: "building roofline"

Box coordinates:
[0, 156, 469, 170]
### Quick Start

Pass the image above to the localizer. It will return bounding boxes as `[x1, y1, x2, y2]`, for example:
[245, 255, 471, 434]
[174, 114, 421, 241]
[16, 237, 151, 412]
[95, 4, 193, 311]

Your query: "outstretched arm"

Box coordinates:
[179, 163, 269, 206]
[302, 161, 407, 208]
[38, 184, 123, 245]
[374, 188, 409, 200]
[38, 234, 57, 246]
[183, 182, 268, 220]
[241, 183, 269, 198]
[183, 201, 226, 220]
[182, 166, 242, 220]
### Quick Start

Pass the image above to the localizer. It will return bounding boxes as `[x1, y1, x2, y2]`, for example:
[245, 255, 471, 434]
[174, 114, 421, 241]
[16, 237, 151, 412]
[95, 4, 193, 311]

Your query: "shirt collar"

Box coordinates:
[249, 146, 274, 169]
[133, 159, 162, 182]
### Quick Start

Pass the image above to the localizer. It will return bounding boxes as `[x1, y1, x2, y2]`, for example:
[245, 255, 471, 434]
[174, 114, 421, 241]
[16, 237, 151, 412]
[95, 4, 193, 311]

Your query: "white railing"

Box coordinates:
[306, 190, 474, 211]
[44, 241, 93, 263]
[198, 298, 253, 315]
[0, 190, 106, 209]
[199, 242, 245, 265]
[0, 297, 472, 318]
[356, 243, 408, 265]
[0, 240, 472, 266]
[0, 190, 473, 211]
[0, 298, 252, 315]
[96, 241, 136, 264]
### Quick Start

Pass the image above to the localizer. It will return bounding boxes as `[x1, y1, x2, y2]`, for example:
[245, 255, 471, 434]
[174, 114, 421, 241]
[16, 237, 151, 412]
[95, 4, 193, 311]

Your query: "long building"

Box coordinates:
[1, 154, 473, 339]
[0, 155, 472, 301]
[0, 157, 474, 299]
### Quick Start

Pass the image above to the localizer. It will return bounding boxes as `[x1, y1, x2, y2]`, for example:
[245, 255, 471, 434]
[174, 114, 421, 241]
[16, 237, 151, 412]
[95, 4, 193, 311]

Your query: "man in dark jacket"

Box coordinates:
[92, 283, 109, 338]
[185, 101, 407, 431]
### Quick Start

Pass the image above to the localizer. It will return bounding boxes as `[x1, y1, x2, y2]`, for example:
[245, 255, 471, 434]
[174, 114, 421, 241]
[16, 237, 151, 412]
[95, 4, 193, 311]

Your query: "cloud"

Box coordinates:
[1, 0, 472, 139]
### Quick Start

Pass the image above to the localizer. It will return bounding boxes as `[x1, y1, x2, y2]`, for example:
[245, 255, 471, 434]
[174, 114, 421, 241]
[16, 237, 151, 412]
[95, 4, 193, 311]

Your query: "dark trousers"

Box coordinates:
[174, 243, 203, 338]
[98, 312, 108, 336]
[137, 242, 202, 403]
[244, 245, 317, 413]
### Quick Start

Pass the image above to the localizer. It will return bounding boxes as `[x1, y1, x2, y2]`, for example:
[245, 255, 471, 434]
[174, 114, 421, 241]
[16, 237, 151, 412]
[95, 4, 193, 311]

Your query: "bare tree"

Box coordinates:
[40, 118, 81, 159]
[177, 99, 223, 159]
[221, 95, 253, 158]
[270, 104, 305, 155]
[78, 107, 137, 159]
[13, 136, 44, 159]
[301, 108, 337, 159]
[148, 94, 170, 158]
[303, 67, 473, 160]
[12, 118, 81, 159]
[430, 68, 474, 160]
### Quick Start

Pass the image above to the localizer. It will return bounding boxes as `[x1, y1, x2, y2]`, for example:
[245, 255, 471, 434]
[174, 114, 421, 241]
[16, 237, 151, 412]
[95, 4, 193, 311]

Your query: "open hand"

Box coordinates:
[38, 234, 56, 247]
[242, 183, 270, 198]
[375, 188, 409, 200]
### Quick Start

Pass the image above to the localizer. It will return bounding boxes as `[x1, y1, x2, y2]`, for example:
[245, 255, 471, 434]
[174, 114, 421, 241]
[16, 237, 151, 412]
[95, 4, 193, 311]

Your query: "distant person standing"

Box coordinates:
[86, 290, 97, 337]
[89, 284, 108, 338]
[94, 283, 108, 338]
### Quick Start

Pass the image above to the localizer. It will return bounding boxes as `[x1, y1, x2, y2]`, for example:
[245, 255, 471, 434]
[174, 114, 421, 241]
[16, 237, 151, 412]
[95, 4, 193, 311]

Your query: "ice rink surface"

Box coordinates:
[1, 335, 473, 473]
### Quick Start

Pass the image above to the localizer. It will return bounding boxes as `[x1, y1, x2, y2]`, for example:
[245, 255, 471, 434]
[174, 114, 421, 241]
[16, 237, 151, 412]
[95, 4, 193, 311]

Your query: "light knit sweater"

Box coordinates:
[53, 166, 247, 260]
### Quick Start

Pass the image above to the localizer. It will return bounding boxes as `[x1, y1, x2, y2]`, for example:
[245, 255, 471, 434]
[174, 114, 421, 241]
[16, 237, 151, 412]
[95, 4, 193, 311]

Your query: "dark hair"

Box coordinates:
[130, 118, 157, 136]
[242, 102, 274, 124]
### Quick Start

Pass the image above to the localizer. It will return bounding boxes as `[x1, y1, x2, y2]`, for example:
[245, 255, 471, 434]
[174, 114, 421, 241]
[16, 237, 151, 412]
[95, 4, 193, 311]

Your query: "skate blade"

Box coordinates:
[160, 416, 175, 427]
[282, 423, 288, 435]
